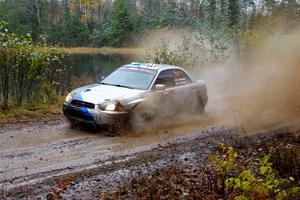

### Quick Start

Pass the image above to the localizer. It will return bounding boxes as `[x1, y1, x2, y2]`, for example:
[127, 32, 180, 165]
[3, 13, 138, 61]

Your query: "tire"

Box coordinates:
[107, 125, 121, 136]
[130, 104, 154, 128]
[107, 119, 127, 136]
[68, 119, 78, 129]
[196, 98, 205, 114]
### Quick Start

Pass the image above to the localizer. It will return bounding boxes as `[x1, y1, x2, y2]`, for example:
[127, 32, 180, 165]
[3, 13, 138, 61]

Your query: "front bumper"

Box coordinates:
[62, 102, 129, 125]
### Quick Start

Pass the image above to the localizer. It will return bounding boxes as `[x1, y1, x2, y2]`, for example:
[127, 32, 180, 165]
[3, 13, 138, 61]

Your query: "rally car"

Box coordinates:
[63, 62, 207, 129]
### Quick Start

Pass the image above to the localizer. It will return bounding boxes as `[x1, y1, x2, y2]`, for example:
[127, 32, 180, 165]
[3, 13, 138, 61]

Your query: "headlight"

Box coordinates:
[102, 100, 123, 111]
[105, 103, 116, 111]
[65, 93, 72, 103]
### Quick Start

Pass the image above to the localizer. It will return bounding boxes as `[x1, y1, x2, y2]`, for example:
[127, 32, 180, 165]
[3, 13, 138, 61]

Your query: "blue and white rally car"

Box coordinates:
[63, 62, 207, 129]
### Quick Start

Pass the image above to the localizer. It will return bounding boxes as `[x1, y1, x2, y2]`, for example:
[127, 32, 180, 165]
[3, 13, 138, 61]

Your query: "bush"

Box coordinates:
[0, 21, 70, 110]
[210, 143, 300, 200]
[141, 37, 195, 67]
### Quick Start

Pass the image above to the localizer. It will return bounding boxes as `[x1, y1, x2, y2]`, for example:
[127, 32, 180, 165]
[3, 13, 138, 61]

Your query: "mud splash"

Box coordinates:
[136, 27, 300, 135]
[199, 29, 300, 134]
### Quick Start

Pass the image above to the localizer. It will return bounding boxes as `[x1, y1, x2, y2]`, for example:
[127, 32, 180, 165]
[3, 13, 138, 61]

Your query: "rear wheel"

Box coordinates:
[196, 98, 205, 114]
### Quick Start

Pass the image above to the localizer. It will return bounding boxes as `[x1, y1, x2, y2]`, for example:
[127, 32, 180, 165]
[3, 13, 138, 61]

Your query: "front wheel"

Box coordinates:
[68, 119, 78, 129]
[129, 104, 155, 129]
[106, 119, 128, 136]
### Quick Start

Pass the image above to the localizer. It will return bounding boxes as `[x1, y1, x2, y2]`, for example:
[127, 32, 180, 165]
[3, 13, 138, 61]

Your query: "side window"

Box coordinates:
[154, 70, 175, 88]
[154, 69, 191, 88]
[172, 69, 191, 86]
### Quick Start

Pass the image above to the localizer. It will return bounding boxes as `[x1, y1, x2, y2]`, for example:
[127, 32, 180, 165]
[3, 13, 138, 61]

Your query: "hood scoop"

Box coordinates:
[84, 89, 92, 92]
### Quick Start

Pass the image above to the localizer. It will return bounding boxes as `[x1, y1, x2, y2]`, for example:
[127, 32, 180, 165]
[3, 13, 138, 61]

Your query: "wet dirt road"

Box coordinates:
[0, 116, 237, 199]
[1, 116, 298, 199]
[1, 120, 297, 199]
[0, 112, 224, 192]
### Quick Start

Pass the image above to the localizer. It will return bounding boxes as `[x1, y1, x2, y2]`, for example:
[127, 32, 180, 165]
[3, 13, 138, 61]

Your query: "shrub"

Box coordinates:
[0, 21, 71, 110]
[210, 143, 300, 200]
[141, 37, 196, 67]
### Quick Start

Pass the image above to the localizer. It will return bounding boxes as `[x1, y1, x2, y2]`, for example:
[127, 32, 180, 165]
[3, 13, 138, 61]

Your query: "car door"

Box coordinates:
[152, 69, 194, 115]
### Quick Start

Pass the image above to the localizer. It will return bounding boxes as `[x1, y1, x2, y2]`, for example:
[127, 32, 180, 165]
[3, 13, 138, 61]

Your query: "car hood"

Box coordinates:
[71, 84, 145, 104]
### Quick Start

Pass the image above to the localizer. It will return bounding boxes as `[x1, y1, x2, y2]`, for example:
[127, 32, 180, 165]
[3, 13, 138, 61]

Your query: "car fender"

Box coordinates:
[123, 98, 146, 110]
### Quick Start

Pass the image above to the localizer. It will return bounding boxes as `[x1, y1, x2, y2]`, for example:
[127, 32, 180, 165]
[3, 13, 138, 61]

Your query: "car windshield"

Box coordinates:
[101, 67, 157, 90]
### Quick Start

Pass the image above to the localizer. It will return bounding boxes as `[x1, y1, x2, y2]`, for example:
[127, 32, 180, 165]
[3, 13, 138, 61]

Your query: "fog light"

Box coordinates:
[65, 93, 72, 103]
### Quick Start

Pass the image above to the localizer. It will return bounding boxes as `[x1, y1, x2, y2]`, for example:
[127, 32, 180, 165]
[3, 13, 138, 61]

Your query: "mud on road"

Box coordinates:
[0, 114, 299, 199]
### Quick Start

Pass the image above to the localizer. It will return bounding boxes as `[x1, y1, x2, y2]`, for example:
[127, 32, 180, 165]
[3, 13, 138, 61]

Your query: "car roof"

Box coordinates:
[123, 62, 184, 71]
[122, 62, 195, 83]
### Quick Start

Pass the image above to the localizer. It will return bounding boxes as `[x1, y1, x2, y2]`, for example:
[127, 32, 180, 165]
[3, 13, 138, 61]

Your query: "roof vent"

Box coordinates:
[131, 62, 140, 66]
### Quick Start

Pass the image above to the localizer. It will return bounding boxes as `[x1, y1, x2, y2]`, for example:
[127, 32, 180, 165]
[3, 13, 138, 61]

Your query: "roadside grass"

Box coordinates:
[56, 47, 145, 55]
[0, 96, 64, 125]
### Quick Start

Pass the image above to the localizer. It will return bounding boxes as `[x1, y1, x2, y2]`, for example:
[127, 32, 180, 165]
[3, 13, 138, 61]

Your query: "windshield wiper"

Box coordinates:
[100, 82, 111, 85]
[112, 84, 134, 89]
[100, 82, 133, 89]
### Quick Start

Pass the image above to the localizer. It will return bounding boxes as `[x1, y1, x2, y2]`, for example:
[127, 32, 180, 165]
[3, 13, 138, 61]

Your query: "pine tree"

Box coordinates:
[104, 0, 135, 46]
[208, 0, 216, 29]
[228, 0, 240, 28]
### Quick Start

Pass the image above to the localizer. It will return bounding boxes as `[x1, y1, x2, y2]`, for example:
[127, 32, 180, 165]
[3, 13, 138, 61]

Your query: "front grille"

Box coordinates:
[63, 105, 94, 121]
[71, 100, 95, 109]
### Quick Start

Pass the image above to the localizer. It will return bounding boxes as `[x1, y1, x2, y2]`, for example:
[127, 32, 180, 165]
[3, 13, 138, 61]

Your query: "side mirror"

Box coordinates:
[155, 84, 166, 91]
[100, 76, 106, 81]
